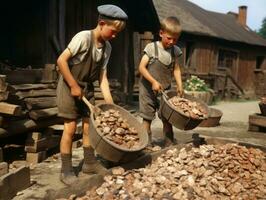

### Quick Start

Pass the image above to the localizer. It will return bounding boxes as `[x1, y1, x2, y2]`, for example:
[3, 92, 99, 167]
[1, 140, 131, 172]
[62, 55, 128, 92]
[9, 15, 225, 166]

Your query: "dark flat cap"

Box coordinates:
[97, 4, 128, 20]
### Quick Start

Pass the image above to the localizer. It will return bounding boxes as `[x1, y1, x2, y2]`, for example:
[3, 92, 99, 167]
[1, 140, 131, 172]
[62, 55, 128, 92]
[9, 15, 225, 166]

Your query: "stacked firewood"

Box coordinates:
[0, 65, 62, 139]
[168, 96, 208, 119]
[95, 109, 140, 149]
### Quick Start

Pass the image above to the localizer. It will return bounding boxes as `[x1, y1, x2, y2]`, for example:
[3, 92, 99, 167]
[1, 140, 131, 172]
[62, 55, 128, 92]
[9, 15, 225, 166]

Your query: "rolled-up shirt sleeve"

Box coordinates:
[174, 46, 183, 57]
[143, 43, 154, 58]
[67, 32, 88, 57]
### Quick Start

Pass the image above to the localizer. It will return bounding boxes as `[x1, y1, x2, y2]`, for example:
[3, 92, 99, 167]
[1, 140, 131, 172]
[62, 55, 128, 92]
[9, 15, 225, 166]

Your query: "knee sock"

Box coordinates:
[61, 153, 73, 173]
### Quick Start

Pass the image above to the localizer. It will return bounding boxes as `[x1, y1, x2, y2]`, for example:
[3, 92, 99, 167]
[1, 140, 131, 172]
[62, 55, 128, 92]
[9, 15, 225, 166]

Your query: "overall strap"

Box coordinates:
[154, 42, 159, 59]
[171, 46, 175, 66]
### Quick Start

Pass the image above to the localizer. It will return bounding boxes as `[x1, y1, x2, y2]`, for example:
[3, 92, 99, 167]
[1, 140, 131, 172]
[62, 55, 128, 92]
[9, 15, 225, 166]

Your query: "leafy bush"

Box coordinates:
[184, 75, 209, 92]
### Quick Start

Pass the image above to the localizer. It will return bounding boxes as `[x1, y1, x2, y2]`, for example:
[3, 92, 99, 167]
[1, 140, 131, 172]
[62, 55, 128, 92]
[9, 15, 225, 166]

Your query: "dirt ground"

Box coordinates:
[12, 100, 266, 200]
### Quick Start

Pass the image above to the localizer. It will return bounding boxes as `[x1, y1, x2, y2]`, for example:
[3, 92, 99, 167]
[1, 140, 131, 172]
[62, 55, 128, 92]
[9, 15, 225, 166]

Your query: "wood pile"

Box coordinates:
[78, 143, 266, 200]
[0, 65, 62, 139]
[25, 129, 61, 164]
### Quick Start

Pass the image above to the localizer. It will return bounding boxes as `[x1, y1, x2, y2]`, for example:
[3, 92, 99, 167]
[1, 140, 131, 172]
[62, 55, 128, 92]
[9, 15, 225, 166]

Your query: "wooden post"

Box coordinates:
[123, 30, 129, 95]
[58, 0, 66, 50]
[0, 75, 7, 92]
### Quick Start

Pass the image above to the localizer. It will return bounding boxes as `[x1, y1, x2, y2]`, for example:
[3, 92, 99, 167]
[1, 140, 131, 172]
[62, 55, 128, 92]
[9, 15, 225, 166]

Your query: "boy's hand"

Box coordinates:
[152, 81, 162, 93]
[70, 84, 82, 98]
[177, 88, 184, 97]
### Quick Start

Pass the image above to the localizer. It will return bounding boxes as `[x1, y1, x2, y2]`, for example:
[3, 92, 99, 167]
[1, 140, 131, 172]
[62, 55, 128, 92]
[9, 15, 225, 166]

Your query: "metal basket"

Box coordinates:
[89, 103, 148, 163]
[199, 108, 222, 127]
[160, 91, 209, 130]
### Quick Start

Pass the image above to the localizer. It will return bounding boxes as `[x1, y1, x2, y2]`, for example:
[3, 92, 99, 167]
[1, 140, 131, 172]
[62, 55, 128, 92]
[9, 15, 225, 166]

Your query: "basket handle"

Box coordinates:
[82, 96, 102, 116]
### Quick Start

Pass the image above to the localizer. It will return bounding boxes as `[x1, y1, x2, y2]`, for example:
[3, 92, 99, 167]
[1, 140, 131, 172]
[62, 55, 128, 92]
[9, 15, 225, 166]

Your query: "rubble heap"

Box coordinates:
[80, 143, 266, 200]
[168, 97, 208, 119]
[95, 109, 140, 149]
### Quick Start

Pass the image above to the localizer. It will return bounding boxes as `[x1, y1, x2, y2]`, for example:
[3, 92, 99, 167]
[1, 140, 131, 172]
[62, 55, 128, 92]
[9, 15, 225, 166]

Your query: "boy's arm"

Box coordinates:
[139, 54, 162, 92]
[173, 60, 184, 96]
[57, 49, 82, 98]
[99, 69, 114, 104]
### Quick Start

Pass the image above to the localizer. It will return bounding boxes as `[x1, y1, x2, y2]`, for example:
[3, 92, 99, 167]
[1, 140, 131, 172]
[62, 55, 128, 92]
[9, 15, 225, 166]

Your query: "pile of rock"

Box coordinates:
[95, 109, 140, 149]
[80, 143, 266, 200]
[168, 97, 208, 119]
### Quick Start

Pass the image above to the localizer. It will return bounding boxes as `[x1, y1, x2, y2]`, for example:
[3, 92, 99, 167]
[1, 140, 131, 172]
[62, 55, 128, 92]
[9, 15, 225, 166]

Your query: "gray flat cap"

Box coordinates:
[97, 4, 128, 20]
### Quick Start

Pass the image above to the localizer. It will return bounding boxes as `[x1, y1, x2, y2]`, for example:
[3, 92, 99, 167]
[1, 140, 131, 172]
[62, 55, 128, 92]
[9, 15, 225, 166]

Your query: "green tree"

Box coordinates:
[258, 17, 266, 39]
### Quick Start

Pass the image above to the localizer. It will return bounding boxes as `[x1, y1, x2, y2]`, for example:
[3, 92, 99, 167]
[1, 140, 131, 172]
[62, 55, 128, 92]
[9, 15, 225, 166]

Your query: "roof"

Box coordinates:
[152, 0, 266, 47]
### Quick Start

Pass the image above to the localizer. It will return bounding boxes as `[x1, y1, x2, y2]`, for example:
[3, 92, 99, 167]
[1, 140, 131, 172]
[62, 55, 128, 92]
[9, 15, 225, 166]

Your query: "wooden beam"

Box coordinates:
[9, 83, 56, 91]
[249, 114, 266, 127]
[0, 117, 63, 138]
[0, 75, 7, 92]
[14, 89, 56, 99]
[0, 102, 22, 116]
[29, 107, 58, 120]
[25, 97, 56, 110]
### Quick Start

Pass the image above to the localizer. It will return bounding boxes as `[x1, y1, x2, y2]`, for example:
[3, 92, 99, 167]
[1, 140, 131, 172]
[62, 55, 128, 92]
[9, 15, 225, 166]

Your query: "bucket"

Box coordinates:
[160, 91, 209, 130]
[89, 103, 148, 163]
[199, 108, 222, 127]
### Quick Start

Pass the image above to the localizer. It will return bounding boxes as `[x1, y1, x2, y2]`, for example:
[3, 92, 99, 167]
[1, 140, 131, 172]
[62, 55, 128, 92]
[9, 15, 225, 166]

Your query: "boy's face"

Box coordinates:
[159, 30, 179, 48]
[99, 21, 119, 41]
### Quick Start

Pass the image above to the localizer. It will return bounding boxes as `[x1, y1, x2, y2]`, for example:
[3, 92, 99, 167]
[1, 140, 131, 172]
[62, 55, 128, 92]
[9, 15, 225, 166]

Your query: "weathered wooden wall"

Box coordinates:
[180, 34, 266, 96]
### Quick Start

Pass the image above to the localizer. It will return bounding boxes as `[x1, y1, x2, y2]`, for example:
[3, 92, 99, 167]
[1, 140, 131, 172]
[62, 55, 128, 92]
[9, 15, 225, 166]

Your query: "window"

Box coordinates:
[256, 56, 264, 69]
[217, 49, 238, 69]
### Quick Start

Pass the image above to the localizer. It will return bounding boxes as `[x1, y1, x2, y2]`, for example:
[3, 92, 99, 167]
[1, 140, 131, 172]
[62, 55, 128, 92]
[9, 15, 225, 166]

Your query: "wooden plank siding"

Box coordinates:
[178, 35, 266, 96]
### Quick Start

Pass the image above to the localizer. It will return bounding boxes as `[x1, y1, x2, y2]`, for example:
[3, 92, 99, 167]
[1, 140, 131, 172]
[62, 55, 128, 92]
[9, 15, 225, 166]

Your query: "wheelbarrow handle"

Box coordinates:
[82, 96, 102, 116]
[161, 90, 170, 100]
[82, 96, 95, 113]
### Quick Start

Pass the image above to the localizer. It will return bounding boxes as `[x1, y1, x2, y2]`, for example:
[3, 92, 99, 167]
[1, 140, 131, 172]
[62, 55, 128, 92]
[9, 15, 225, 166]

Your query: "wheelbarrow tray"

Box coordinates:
[89, 103, 148, 163]
[160, 91, 209, 130]
[199, 107, 222, 127]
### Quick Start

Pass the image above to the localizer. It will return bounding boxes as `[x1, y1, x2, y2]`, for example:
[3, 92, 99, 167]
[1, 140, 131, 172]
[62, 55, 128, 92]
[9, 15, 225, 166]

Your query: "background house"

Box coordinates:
[134, 0, 266, 98]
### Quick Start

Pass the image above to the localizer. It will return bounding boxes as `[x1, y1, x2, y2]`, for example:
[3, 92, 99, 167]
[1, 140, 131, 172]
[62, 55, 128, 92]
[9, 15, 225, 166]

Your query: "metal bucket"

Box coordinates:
[199, 108, 222, 127]
[89, 103, 148, 163]
[160, 91, 209, 130]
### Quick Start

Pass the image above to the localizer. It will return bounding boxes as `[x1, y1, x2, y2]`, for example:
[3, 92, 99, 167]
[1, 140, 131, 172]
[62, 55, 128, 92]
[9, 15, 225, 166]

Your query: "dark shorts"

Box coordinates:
[139, 78, 161, 121]
[56, 76, 94, 119]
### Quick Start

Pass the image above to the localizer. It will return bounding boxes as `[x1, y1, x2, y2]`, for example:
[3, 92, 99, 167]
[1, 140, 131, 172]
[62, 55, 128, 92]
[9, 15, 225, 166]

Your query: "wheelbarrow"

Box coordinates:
[199, 108, 223, 127]
[160, 91, 209, 130]
[82, 96, 149, 163]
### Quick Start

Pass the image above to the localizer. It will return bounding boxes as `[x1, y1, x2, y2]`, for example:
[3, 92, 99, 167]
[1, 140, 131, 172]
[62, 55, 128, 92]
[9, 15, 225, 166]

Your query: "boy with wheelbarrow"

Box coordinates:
[56, 5, 128, 185]
[138, 16, 183, 146]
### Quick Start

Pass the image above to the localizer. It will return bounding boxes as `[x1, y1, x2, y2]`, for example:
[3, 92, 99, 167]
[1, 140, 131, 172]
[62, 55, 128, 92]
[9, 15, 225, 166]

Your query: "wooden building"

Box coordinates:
[1, 0, 266, 100]
[150, 0, 266, 98]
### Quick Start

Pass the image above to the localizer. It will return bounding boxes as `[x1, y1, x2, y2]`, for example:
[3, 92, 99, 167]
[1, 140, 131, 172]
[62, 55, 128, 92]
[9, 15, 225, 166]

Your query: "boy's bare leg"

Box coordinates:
[81, 117, 107, 175]
[143, 119, 152, 144]
[60, 119, 77, 185]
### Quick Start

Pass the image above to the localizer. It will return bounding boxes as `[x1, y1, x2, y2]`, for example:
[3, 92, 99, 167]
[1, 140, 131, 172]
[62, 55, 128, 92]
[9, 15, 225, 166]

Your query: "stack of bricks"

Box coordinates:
[25, 128, 61, 164]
